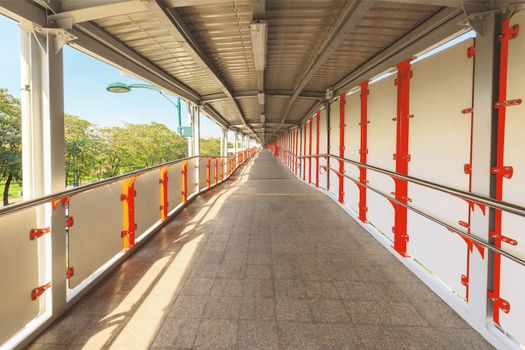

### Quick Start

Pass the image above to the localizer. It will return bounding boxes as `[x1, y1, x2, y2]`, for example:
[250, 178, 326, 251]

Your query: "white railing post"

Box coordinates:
[20, 26, 67, 322]
[468, 13, 500, 344]
[194, 105, 201, 192]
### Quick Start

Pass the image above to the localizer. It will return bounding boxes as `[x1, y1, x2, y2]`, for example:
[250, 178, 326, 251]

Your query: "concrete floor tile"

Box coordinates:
[276, 321, 319, 349]
[411, 300, 470, 329]
[273, 264, 303, 280]
[152, 318, 200, 348]
[204, 296, 240, 319]
[189, 263, 220, 279]
[317, 323, 362, 349]
[236, 320, 278, 350]
[211, 278, 244, 297]
[242, 278, 274, 297]
[181, 278, 214, 296]
[223, 252, 248, 264]
[246, 252, 272, 265]
[304, 281, 340, 299]
[217, 263, 246, 279]
[432, 327, 494, 350]
[245, 264, 272, 279]
[33, 315, 93, 345]
[193, 319, 238, 350]
[275, 297, 313, 322]
[239, 297, 276, 320]
[168, 295, 209, 319]
[275, 279, 307, 298]
[344, 300, 428, 326]
[355, 325, 414, 350]
[309, 299, 351, 323]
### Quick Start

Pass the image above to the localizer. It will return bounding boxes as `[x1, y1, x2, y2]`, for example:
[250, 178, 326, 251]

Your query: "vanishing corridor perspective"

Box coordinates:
[28, 152, 493, 349]
[2, 1, 525, 349]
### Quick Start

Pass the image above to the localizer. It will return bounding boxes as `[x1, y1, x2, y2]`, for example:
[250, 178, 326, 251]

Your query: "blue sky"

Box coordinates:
[0, 15, 221, 138]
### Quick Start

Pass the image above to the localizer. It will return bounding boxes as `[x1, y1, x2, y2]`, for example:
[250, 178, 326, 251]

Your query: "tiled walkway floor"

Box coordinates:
[29, 151, 493, 349]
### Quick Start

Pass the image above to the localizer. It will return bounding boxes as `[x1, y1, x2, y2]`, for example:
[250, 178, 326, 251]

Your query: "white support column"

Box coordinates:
[194, 105, 201, 192]
[234, 131, 239, 154]
[467, 15, 509, 350]
[187, 101, 194, 157]
[20, 27, 67, 320]
[220, 127, 227, 157]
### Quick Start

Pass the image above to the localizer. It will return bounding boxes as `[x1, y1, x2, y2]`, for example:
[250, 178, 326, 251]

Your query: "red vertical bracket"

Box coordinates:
[121, 177, 136, 249]
[303, 123, 307, 181]
[215, 159, 219, 184]
[359, 81, 369, 223]
[182, 161, 188, 203]
[206, 158, 211, 188]
[338, 93, 346, 203]
[308, 118, 313, 184]
[160, 167, 169, 220]
[393, 59, 412, 257]
[491, 18, 518, 325]
[316, 111, 321, 187]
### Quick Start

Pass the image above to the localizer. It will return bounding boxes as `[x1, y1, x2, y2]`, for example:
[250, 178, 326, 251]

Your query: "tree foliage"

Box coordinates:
[0, 89, 21, 205]
[200, 137, 221, 156]
[0, 88, 223, 206]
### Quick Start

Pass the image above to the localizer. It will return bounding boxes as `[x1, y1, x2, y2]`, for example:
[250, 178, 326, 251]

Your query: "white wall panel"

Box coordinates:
[344, 91, 361, 213]
[135, 169, 162, 239]
[366, 75, 397, 240]
[0, 207, 40, 344]
[168, 163, 183, 212]
[405, 39, 474, 299]
[68, 183, 122, 288]
[329, 99, 340, 197]
[199, 157, 209, 190]
[319, 109, 328, 190]
[499, 10, 525, 345]
[188, 158, 198, 197]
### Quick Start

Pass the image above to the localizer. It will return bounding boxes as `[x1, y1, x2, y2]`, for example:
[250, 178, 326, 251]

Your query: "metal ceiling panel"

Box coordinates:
[238, 97, 261, 124]
[265, 97, 287, 124]
[287, 99, 317, 123]
[265, 0, 347, 92]
[304, 1, 441, 92]
[95, 11, 224, 96]
[177, 2, 257, 92]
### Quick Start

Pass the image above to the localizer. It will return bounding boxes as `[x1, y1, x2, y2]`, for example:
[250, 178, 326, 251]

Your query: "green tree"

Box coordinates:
[97, 122, 188, 176]
[200, 137, 221, 156]
[65, 114, 101, 186]
[0, 89, 22, 206]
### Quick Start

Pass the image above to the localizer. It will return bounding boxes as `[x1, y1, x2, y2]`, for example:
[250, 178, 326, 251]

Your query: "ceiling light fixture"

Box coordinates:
[250, 20, 267, 71]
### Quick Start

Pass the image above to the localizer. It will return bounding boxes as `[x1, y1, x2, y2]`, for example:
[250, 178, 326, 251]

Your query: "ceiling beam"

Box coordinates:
[333, 7, 464, 95]
[201, 90, 324, 103]
[74, 22, 201, 103]
[251, 0, 266, 142]
[202, 103, 230, 128]
[48, 0, 146, 24]
[277, 0, 375, 130]
[164, 0, 251, 7]
[0, 0, 47, 26]
[377, 0, 487, 7]
[146, 0, 255, 136]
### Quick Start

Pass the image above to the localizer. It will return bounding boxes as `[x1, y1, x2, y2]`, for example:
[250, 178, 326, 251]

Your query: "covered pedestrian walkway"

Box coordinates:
[28, 151, 492, 349]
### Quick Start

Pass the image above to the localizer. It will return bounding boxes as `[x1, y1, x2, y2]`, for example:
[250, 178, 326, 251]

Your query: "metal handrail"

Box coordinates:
[322, 164, 525, 267]
[294, 152, 525, 218]
[0, 149, 255, 218]
[273, 148, 525, 266]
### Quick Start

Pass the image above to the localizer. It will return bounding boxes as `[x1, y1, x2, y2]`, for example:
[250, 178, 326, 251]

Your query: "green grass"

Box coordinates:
[0, 182, 22, 200]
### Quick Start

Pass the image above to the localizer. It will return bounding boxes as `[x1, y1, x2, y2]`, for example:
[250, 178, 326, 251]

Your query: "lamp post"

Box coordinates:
[106, 82, 191, 137]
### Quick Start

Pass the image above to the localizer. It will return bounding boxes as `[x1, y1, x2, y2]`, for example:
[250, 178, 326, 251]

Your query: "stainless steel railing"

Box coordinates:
[276, 149, 525, 267]
[0, 151, 252, 218]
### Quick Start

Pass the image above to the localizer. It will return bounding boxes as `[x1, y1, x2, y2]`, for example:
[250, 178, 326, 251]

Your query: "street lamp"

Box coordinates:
[106, 82, 192, 137]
